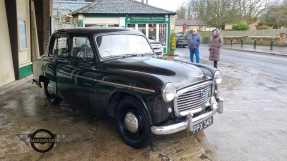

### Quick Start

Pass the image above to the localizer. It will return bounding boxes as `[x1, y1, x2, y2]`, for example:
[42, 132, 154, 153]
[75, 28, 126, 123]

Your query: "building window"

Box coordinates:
[108, 24, 119, 28]
[148, 24, 156, 40]
[159, 24, 167, 46]
[127, 24, 135, 29]
[18, 19, 27, 49]
[138, 24, 146, 35]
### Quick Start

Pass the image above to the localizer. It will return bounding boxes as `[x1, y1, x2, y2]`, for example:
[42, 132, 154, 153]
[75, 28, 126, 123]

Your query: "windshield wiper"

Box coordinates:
[140, 52, 154, 56]
[122, 53, 138, 57]
[102, 54, 139, 62]
[102, 53, 153, 62]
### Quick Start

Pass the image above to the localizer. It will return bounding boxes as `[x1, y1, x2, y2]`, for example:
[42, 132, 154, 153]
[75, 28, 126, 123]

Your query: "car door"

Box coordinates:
[52, 34, 76, 102]
[69, 35, 97, 109]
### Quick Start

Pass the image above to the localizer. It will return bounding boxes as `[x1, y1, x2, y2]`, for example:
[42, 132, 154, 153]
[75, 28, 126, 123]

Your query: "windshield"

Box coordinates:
[176, 33, 184, 37]
[96, 34, 153, 58]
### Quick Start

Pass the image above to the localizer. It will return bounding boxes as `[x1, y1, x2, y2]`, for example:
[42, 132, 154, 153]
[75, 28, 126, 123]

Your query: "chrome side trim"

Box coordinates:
[75, 74, 156, 93]
[96, 79, 156, 93]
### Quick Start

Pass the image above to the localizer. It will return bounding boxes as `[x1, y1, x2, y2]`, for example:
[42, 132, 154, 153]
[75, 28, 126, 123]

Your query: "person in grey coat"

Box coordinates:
[186, 29, 201, 63]
[209, 29, 223, 68]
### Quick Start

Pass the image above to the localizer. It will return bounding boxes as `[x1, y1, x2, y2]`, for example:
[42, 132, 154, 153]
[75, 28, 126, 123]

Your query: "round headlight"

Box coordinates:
[162, 83, 176, 102]
[214, 71, 222, 84]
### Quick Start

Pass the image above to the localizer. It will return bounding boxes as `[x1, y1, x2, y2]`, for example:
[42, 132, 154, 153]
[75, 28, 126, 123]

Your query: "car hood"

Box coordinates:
[103, 56, 206, 89]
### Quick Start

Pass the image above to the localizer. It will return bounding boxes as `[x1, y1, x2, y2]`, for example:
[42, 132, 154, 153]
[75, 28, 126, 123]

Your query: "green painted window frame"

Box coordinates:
[19, 64, 32, 79]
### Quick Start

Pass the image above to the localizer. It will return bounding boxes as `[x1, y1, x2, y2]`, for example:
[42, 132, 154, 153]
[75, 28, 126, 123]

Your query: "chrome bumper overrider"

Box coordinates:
[151, 96, 223, 135]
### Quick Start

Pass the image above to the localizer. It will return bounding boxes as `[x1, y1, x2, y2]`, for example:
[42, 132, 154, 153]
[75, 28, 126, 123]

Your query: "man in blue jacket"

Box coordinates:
[187, 29, 201, 63]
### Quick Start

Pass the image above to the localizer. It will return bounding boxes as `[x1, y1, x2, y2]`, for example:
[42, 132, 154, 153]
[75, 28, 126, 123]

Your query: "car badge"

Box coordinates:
[200, 89, 205, 97]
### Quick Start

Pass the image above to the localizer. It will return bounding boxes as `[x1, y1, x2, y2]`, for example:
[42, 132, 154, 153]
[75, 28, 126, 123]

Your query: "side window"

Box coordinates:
[52, 36, 69, 57]
[72, 37, 94, 59]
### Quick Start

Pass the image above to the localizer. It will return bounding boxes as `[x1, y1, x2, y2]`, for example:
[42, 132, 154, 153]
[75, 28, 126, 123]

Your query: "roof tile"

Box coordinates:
[72, 0, 175, 15]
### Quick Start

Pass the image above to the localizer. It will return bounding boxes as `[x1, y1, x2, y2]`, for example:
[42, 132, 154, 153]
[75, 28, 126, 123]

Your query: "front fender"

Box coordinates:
[108, 90, 154, 125]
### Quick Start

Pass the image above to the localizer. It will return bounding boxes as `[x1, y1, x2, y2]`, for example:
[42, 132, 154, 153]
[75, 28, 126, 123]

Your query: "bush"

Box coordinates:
[232, 21, 249, 30]
[169, 32, 176, 52]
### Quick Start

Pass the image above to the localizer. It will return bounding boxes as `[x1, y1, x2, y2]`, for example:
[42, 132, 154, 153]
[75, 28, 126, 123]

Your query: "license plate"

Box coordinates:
[191, 116, 213, 134]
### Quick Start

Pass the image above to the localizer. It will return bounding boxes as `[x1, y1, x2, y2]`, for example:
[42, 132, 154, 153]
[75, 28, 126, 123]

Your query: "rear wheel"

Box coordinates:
[43, 79, 61, 105]
[115, 97, 151, 148]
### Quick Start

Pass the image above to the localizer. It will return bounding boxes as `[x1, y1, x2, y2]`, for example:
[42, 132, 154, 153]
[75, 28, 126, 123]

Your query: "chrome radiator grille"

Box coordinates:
[175, 82, 212, 115]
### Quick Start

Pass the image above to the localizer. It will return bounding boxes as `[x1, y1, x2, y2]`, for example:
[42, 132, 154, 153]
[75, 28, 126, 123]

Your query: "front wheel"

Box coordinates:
[43, 79, 61, 105]
[115, 97, 151, 148]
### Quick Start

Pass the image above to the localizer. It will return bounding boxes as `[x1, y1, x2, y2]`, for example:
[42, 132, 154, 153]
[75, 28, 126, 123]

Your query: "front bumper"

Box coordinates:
[151, 96, 223, 135]
[154, 49, 163, 55]
[176, 41, 188, 46]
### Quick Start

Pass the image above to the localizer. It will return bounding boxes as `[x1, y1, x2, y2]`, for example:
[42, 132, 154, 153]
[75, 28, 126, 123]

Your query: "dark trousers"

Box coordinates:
[214, 61, 218, 68]
[189, 47, 200, 63]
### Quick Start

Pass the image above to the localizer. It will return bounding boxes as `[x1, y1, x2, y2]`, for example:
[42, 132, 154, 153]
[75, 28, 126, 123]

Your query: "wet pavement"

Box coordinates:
[1, 46, 287, 161]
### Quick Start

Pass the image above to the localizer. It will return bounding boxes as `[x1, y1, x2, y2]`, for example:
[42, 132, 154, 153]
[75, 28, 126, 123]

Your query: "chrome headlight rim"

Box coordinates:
[162, 83, 176, 103]
[214, 71, 222, 84]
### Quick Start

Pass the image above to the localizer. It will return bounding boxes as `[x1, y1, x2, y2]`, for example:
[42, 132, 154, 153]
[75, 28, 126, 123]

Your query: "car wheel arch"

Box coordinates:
[108, 91, 152, 125]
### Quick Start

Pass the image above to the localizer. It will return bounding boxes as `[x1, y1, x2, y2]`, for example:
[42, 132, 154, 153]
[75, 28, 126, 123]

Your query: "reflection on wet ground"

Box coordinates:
[0, 78, 216, 161]
[1, 47, 287, 161]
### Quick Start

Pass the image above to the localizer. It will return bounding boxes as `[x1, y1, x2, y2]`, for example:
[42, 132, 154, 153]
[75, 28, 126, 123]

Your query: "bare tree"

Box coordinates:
[261, 4, 287, 28]
[185, 0, 270, 29]
[195, 0, 239, 29]
[237, 0, 270, 18]
[176, 5, 187, 19]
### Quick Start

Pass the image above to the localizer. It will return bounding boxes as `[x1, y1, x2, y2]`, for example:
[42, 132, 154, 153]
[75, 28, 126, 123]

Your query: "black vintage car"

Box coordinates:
[33, 28, 223, 148]
[176, 32, 188, 48]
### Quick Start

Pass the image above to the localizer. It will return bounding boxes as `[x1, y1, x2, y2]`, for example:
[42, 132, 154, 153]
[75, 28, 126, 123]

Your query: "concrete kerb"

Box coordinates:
[223, 47, 287, 57]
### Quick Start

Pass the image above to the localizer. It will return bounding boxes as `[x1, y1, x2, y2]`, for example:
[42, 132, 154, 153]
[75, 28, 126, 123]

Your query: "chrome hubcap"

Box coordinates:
[47, 81, 56, 95]
[124, 112, 139, 133]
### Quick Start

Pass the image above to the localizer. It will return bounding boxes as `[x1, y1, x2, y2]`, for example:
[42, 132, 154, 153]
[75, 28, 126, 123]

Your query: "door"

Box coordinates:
[69, 36, 96, 109]
[17, 0, 32, 78]
[52, 34, 75, 102]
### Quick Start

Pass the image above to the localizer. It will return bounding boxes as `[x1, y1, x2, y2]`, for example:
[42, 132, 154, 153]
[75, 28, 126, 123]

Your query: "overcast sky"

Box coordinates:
[136, 0, 187, 11]
[139, 0, 283, 11]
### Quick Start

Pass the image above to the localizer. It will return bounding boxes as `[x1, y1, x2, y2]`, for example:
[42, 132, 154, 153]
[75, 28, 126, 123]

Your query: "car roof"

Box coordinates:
[53, 28, 144, 36]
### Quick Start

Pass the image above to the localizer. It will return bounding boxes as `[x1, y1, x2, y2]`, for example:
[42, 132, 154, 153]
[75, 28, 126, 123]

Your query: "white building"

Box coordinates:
[72, 0, 176, 53]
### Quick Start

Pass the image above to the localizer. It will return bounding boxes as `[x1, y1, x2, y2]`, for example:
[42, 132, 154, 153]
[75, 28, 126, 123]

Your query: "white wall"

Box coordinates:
[84, 17, 122, 27]
[0, 1, 15, 86]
